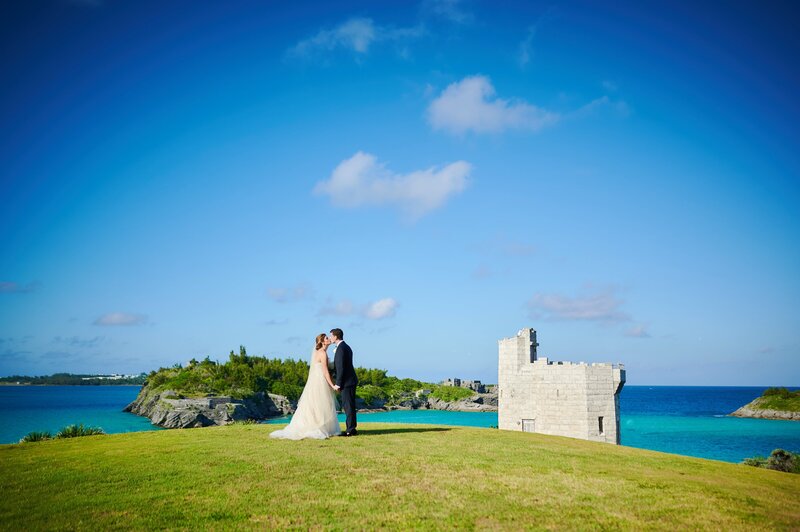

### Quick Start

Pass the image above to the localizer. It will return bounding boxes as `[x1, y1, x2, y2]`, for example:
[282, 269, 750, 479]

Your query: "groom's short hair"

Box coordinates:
[330, 328, 344, 341]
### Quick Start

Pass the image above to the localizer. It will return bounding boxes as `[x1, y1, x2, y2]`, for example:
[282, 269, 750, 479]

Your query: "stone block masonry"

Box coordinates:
[498, 328, 625, 444]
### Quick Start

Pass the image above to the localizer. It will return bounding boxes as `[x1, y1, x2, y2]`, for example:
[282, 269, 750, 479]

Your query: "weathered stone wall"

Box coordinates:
[498, 328, 625, 444]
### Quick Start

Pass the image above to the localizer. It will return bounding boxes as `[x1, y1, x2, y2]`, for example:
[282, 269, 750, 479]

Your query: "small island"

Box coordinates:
[730, 387, 800, 421]
[125, 346, 497, 429]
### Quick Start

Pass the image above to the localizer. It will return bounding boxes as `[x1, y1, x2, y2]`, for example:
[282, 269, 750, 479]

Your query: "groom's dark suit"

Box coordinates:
[334, 340, 358, 434]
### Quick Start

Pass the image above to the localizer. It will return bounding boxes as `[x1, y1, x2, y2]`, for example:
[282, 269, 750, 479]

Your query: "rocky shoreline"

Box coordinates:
[124, 387, 498, 429]
[730, 402, 800, 421]
[123, 389, 295, 428]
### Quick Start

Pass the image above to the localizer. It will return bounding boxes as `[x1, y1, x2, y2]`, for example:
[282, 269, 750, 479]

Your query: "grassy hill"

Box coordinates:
[1, 423, 798, 529]
[755, 387, 800, 412]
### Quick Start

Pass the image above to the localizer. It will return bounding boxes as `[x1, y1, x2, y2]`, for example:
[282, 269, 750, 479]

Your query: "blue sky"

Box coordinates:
[1, 0, 798, 385]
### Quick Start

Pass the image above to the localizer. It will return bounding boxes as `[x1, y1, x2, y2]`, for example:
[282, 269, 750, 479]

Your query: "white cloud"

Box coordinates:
[288, 17, 423, 59]
[423, 0, 473, 24]
[518, 26, 536, 68]
[292, 17, 376, 55]
[501, 241, 536, 257]
[314, 151, 471, 220]
[52, 335, 105, 348]
[0, 348, 32, 361]
[472, 265, 492, 279]
[267, 283, 312, 303]
[318, 300, 356, 317]
[93, 312, 148, 326]
[318, 297, 399, 321]
[427, 75, 559, 135]
[285, 336, 305, 345]
[364, 298, 399, 320]
[602, 80, 618, 92]
[624, 324, 651, 338]
[570, 95, 631, 118]
[477, 234, 536, 258]
[0, 281, 38, 293]
[528, 288, 629, 323]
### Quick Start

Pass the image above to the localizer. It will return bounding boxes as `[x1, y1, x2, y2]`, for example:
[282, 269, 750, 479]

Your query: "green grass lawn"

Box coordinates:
[1, 423, 798, 529]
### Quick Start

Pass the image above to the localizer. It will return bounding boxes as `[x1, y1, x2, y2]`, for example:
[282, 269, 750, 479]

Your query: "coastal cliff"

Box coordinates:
[125, 385, 498, 428]
[730, 387, 800, 421]
[124, 388, 294, 428]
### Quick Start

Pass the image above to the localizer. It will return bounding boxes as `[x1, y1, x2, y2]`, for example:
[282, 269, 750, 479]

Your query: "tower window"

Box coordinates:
[598, 416, 604, 435]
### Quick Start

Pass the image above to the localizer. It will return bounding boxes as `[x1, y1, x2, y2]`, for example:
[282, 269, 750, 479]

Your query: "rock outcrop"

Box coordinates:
[730, 401, 800, 421]
[124, 388, 295, 429]
[425, 392, 498, 412]
[125, 384, 500, 429]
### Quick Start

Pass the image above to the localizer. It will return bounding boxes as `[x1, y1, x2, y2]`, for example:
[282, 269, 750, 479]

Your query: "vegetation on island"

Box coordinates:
[743, 449, 800, 474]
[755, 387, 800, 412]
[141, 346, 468, 407]
[429, 384, 476, 402]
[0, 373, 147, 386]
[1, 423, 798, 529]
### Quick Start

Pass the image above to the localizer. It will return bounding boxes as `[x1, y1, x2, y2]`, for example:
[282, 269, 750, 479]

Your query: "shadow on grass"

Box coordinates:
[355, 427, 452, 436]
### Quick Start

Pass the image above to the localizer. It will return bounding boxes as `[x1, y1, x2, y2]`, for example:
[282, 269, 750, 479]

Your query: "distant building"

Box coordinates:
[461, 380, 485, 393]
[442, 378, 485, 393]
[498, 328, 625, 444]
[81, 373, 143, 381]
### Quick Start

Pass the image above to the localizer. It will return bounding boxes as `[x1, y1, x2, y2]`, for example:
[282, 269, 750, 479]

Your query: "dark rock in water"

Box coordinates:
[124, 388, 295, 429]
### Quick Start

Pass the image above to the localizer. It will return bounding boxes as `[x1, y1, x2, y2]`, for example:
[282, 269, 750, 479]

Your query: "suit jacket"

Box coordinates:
[334, 341, 358, 388]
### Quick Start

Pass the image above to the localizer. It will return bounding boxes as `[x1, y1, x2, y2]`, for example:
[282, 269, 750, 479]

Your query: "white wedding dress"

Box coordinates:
[269, 354, 341, 440]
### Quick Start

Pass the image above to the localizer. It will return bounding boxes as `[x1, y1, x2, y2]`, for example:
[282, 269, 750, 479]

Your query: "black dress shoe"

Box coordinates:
[345, 429, 358, 437]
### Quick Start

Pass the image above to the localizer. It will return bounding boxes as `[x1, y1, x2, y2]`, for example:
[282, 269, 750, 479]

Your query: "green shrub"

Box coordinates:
[55, 424, 105, 439]
[766, 449, 799, 473]
[763, 387, 798, 399]
[743, 449, 799, 474]
[356, 384, 387, 406]
[20, 431, 52, 443]
[742, 456, 767, 468]
[271, 382, 304, 402]
[430, 385, 475, 402]
[230, 419, 258, 425]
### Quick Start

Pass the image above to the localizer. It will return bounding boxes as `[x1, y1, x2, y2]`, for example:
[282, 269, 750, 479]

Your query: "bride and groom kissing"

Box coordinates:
[270, 328, 358, 440]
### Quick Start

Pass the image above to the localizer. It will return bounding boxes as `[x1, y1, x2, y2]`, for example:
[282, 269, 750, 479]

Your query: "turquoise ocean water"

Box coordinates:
[0, 385, 161, 443]
[1, 385, 798, 463]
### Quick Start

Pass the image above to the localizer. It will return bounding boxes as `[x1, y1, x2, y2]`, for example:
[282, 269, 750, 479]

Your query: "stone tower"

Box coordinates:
[498, 328, 626, 444]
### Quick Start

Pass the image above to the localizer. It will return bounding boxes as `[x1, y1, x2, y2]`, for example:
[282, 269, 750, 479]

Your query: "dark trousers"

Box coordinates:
[340, 385, 357, 434]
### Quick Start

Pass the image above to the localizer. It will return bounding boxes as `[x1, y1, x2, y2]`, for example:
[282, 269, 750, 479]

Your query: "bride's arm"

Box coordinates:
[320, 354, 337, 389]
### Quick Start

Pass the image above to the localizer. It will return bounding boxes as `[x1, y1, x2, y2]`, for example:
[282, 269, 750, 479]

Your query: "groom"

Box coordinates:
[330, 328, 358, 436]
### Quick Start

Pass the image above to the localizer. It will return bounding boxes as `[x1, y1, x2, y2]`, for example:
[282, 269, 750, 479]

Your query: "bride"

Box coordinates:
[270, 333, 342, 440]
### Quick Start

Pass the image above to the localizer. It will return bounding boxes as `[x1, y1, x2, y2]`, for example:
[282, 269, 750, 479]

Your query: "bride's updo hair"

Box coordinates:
[315, 333, 327, 350]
